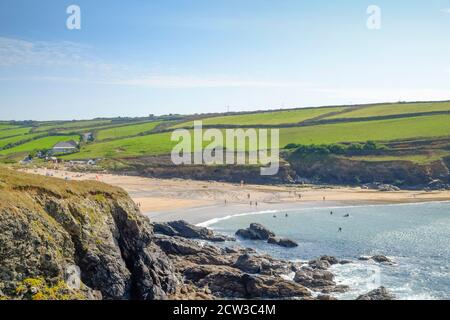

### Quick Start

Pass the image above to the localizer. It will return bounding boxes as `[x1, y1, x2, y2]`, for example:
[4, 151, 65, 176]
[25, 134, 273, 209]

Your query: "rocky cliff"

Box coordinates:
[0, 168, 178, 300]
[0, 169, 394, 301]
[287, 154, 450, 187]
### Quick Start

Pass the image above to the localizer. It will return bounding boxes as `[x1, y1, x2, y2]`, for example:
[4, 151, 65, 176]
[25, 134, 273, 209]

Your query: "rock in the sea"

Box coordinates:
[267, 236, 299, 248]
[153, 220, 233, 242]
[308, 256, 339, 270]
[235, 223, 275, 240]
[358, 255, 394, 265]
[294, 267, 335, 288]
[371, 255, 394, 264]
[356, 287, 396, 300]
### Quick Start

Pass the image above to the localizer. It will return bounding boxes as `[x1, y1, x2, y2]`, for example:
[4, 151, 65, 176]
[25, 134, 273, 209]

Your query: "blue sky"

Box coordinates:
[1, 0, 450, 120]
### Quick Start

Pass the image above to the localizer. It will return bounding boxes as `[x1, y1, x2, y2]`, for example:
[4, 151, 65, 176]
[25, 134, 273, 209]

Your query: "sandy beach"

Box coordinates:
[19, 167, 450, 224]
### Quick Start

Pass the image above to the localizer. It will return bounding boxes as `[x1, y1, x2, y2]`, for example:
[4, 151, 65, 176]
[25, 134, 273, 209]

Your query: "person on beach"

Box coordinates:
[323, 196, 326, 201]
[338, 227, 342, 232]
[255, 201, 258, 207]
[285, 213, 288, 218]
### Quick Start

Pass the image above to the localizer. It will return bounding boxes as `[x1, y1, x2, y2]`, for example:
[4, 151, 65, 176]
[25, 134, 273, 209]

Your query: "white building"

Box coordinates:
[52, 140, 78, 154]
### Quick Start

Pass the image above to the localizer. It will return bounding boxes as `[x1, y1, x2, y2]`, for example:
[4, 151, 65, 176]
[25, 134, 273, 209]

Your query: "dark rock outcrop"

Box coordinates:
[308, 256, 339, 270]
[236, 223, 275, 240]
[233, 254, 263, 274]
[359, 255, 394, 265]
[356, 287, 396, 300]
[236, 224, 298, 248]
[153, 220, 233, 242]
[294, 266, 349, 294]
[267, 237, 299, 248]
[198, 271, 311, 299]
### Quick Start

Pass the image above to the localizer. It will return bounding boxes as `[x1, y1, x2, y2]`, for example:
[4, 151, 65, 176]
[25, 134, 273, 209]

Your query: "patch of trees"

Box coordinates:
[285, 141, 388, 156]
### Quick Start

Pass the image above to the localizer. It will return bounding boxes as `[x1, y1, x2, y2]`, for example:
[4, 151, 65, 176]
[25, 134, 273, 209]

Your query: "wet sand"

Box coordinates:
[21, 167, 450, 224]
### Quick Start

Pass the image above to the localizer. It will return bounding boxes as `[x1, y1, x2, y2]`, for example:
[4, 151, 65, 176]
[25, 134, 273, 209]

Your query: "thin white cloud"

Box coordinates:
[313, 88, 450, 102]
[105, 76, 308, 88]
[0, 36, 309, 89]
[0, 37, 86, 67]
[0, 37, 122, 75]
[441, 8, 450, 13]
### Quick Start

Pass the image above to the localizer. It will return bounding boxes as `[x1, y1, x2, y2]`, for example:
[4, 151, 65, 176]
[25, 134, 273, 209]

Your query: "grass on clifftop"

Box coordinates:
[0, 168, 126, 206]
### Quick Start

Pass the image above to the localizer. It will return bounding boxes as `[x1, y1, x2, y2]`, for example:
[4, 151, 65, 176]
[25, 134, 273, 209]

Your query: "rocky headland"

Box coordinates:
[0, 169, 394, 300]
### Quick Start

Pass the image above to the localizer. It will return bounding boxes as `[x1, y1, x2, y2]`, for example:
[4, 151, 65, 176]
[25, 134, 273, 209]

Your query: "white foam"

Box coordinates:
[196, 210, 279, 227]
[196, 200, 450, 228]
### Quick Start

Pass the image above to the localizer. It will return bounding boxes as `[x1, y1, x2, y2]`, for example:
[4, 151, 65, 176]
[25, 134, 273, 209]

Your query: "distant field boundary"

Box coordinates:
[170, 110, 450, 130]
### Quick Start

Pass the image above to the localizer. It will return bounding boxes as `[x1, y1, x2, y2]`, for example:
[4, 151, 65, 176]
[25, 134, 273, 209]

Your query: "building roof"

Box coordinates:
[53, 140, 78, 149]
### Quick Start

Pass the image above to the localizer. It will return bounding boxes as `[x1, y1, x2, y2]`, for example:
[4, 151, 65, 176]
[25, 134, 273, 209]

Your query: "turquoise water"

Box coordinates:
[204, 202, 450, 300]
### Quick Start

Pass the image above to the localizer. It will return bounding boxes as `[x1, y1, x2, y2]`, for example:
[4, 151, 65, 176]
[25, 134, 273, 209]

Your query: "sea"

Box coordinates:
[199, 201, 450, 300]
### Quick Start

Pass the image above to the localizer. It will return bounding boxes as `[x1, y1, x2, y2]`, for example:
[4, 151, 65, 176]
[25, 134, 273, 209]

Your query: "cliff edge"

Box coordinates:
[0, 168, 178, 300]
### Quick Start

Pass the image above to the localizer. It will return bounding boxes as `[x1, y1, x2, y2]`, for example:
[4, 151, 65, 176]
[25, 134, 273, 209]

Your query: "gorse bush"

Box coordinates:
[286, 141, 388, 156]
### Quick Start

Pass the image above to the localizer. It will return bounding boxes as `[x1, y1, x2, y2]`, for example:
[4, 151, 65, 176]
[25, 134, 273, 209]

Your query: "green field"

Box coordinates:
[0, 135, 80, 156]
[0, 133, 42, 149]
[325, 102, 450, 119]
[34, 119, 113, 132]
[279, 114, 450, 146]
[62, 132, 173, 159]
[96, 121, 162, 141]
[62, 113, 450, 160]
[0, 127, 31, 139]
[2, 101, 450, 164]
[173, 106, 348, 128]
[0, 124, 20, 131]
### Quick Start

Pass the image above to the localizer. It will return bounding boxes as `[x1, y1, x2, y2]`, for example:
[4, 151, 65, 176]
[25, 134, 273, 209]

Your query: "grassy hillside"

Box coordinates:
[1, 101, 450, 165]
[96, 121, 162, 141]
[279, 114, 450, 146]
[62, 132, 173, 159]
[172, 106, 348, 128]
[33, 119, 113, 132]
[0, 135, 80, 156]
[0, 133, 41, 149]
[325, 101, 450, 119]
[0, 127, 31, 139]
